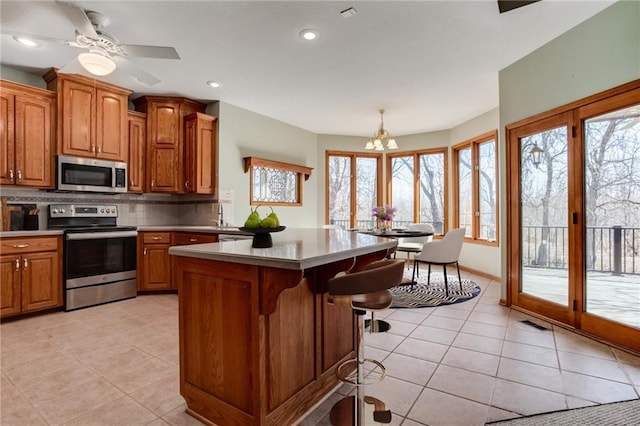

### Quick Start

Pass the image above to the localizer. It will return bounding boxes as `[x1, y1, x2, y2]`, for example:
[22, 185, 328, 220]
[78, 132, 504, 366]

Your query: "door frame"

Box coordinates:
[505, 79, 640, 351]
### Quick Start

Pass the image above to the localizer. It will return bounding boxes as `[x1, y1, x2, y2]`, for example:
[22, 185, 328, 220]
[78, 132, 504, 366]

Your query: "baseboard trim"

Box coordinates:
[458, 265, 500, 282]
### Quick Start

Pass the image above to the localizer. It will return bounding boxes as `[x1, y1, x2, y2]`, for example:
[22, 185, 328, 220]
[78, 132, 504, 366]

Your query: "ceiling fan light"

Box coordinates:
[78, 52, 116, 76]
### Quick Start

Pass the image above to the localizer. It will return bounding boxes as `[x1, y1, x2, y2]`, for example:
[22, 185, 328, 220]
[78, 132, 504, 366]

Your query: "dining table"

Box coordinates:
[355, 228, 434, 287]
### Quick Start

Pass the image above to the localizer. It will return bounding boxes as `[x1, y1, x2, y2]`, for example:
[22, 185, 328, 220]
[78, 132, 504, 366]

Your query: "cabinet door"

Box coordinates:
[60, 79, 94, 157]
[184, 114, 216, 194]
[0, 91, 15, 185]
[96, 89, 127, 161]
[14, 94, 53, 188]
[128, 112, 146, 193]
[195, 117, 216, 194]
[147, 102, 179, 192]
[142, 243, 171, 290]
[0, 254, 21, 317]
[21, 251, 61, 312]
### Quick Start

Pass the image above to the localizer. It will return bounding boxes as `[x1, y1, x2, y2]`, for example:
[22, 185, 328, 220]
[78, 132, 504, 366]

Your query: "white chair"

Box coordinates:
[395, 223, 434, 264]
[411, 228, 466, 295]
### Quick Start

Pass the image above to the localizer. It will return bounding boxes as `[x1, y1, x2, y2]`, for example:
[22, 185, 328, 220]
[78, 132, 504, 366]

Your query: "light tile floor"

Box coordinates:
[1, 269, 639, 426]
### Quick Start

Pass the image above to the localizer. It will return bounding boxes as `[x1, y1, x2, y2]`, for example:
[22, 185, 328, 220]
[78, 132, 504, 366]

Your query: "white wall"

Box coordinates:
[498, 0, 640, 296]
[450, 108, 501, 278]
[0, 66, 46, 88]
[215, 101, 318, 228]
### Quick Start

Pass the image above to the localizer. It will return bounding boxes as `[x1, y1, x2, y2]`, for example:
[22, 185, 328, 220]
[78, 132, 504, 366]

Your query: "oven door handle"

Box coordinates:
[66, 231, 138, 240]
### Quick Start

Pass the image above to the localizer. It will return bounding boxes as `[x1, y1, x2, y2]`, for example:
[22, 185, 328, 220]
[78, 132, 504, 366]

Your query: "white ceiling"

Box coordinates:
[0, 1, 616, 137]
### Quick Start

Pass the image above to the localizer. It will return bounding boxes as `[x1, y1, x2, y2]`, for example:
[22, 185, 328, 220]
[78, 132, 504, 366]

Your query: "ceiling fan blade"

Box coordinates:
[114, 57, 161, 86]
[497, 0, 540, 14]
[1, 30, 70, 45]
[56, 1, 98, 38]
[120, 44, 180, 60]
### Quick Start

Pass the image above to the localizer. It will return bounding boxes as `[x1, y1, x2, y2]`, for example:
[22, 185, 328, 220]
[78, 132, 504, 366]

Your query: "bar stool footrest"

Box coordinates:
[365, 318, 391, 333]
[336, 358, 386, 385]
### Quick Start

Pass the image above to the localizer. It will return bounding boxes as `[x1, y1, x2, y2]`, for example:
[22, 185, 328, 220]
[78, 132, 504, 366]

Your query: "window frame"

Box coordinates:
[243, 157, 313, 206]
[325, 150, 383, 228]
[385, 148, 448, 235]
[452, 130, 499, 246]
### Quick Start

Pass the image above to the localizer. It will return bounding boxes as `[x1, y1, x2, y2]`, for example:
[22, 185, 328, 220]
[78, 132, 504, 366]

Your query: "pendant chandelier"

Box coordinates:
[364, 109, 398, 151]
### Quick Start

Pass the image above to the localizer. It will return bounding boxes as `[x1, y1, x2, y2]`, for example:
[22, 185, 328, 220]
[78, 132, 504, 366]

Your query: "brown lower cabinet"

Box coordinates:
[138, 231, 219, 291]
[0, 236, 62, 318]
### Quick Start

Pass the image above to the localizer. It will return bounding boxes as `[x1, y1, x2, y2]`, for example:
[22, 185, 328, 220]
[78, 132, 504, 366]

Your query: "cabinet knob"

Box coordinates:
[151, 179, 155, 188]
[91, 145, 96, 153]
[97, 146, 102, 154]
[13, 244, 29, 248]
[15, 259, 20, 270]
[17, 170, 22, 182]
[130, 179, 134, 186]
[23, 258, 28, 270]
[152, 236, 161, 240]
[9, 169, 14, 180]
[143, 248, 147, 256]
[184, 180, 189, 189]
[189, 238, 198, 242]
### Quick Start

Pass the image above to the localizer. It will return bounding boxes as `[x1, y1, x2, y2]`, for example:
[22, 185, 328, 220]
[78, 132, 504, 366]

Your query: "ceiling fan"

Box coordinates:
[7, 1, 180, 86]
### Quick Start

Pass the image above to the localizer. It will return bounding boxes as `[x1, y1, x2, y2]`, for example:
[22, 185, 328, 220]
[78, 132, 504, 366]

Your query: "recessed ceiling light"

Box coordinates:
[299, 29, 320, 41]
[13, 36, 39, 47]
[207, 81, 221, 88]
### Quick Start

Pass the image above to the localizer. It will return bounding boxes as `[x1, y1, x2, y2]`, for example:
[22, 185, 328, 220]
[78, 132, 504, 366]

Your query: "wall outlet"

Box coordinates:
[129, 203, 137, 214]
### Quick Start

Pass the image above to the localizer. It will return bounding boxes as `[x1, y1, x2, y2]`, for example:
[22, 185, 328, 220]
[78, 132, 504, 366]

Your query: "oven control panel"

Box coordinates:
[49, 204, 118, 218]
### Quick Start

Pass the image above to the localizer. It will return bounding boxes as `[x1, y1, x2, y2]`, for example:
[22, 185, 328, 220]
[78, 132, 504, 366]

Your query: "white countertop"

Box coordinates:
[169, 228, 397, 270]
[0, 230, 63, 238]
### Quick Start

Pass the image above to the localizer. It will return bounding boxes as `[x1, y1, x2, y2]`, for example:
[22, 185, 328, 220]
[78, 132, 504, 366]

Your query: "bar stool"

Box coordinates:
[327, 259, 405, 426]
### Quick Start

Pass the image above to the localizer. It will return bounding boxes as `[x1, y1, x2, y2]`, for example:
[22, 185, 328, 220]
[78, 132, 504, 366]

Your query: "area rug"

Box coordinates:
[486, 398, 640, 425]
[390, 273, 481, 308]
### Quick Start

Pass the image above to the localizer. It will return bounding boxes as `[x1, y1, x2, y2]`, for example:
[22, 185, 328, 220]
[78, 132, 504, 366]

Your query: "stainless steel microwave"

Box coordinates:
[57, 155, 127, 193]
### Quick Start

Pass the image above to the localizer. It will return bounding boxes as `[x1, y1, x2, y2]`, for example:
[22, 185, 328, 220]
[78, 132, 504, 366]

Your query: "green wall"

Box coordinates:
[498, 0, 640, 294]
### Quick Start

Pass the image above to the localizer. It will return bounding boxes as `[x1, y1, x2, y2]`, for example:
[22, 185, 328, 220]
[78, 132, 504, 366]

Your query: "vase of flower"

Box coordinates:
[372, 205, 396, 233]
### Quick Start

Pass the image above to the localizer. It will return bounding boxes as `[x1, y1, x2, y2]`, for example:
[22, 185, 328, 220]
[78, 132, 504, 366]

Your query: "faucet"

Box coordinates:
[218, 204, 224, 227]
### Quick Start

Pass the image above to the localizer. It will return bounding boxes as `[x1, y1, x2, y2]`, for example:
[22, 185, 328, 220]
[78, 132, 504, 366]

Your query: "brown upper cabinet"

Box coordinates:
[127, 111, 146, 193]
[0, 80, 55, 188]
[44, 69, 131, 162]
[133, 96, 209, 194]
[184, 113, 217, 194]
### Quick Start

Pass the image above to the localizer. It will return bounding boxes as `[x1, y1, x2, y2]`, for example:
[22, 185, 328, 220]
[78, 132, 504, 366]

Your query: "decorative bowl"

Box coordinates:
[238, 226, 286, 248]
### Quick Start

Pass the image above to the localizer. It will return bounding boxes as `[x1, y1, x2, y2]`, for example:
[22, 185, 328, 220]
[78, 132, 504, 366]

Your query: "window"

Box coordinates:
[387, 149, 447, 234]
[452, 131, 498, 244]
[243, 157, 312, 206]
[326, 151, 382, 229]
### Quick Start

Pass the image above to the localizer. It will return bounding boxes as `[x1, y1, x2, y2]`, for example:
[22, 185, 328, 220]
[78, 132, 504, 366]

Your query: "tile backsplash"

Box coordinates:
[0, 188, 217, 229]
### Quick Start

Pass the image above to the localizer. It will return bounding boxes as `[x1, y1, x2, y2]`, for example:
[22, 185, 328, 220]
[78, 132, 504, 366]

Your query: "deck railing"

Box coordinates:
[523, 225, 639, 275]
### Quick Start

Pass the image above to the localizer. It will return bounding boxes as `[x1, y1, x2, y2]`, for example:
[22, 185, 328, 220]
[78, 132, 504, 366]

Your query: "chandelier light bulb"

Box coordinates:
[364, 109, 399, 151]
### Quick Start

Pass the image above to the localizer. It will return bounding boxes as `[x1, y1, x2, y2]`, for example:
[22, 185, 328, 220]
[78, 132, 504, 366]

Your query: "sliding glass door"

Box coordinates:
[579, 94, 640, 348]
[509, 113, 574, 324]
[507, 83, 640, 351]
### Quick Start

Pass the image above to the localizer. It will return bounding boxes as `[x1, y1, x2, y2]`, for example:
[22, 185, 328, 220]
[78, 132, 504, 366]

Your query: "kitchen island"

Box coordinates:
[169, 228, 397, 426]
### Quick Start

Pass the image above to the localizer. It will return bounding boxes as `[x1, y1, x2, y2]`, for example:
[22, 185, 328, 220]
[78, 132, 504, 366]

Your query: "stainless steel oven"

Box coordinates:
[48, 204, 137, 311]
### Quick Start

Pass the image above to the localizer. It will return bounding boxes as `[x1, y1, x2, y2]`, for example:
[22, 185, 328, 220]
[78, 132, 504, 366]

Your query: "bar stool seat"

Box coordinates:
[327, 259, 405, 426]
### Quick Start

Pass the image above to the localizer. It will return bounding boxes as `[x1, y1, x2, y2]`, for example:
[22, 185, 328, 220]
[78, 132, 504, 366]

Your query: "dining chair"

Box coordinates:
[411, 227, 466, 295]
[395, 223, 434, 265]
